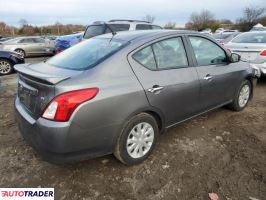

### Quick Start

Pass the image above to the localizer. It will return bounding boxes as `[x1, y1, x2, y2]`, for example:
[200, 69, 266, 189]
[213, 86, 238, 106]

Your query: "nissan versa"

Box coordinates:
[15, 30, 257, 165]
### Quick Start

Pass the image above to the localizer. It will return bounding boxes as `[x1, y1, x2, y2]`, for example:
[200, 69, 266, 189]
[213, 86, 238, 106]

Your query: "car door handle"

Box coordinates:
[203, 74, 213, 81]
[148, 86, 164, 93]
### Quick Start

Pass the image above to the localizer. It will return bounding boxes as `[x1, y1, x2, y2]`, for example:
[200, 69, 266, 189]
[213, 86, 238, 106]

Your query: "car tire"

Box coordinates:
[15, 49, 26, 58]
[228, 80, 251, 111]
[114, 113, 159, 165]
[0, 59, 13, 75]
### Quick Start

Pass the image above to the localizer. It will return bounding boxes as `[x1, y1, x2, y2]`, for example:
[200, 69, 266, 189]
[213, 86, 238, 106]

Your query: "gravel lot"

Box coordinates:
[0, 57, 265, 200]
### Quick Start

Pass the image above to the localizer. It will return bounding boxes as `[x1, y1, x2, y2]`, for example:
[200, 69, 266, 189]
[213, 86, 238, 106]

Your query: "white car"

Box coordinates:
[225, 32, 266, 77]
[83, 19, 162, 39]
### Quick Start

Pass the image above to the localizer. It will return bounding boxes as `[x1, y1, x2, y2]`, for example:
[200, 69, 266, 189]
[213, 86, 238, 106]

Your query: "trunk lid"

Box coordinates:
[15, 62, 83, 119]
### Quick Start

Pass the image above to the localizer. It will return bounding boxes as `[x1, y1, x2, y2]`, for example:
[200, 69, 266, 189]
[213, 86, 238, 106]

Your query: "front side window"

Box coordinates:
[189, 36, 227, 66]
[132, 46, 157, 70]
[231, 33, 266, 44]
[152, 37, 188, 69]
[47, 38, 129, 70]
[33, 38, 45, 43]
[19, 38, 35, 43]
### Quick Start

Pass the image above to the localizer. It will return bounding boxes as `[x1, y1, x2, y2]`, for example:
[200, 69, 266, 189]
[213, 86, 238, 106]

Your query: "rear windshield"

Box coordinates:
[47, 38, 129, 70]
[232, 33, 266, 43]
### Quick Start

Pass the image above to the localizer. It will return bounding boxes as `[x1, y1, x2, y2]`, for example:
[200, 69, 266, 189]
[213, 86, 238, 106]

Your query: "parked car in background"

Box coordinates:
[250, 24, 266, 32]
[54, 32, 83, 54]
[0, 50, 24, 75]
[225, 32, 266, 76]
[213, 32, 241, 45]
[83, 19, 162, 40]
[200, 28, 212, 35]
[14, 30, 257, 165]
[215, 28, 225, 34]
[0, 36, 54, 57]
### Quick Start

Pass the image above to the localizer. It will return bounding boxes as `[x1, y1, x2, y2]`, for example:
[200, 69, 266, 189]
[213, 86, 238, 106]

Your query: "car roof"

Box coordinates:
[96, 30, 197, 42]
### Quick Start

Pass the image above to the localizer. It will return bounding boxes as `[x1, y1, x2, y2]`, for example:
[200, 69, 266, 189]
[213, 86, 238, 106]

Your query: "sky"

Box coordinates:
[0, 0, 264, 27]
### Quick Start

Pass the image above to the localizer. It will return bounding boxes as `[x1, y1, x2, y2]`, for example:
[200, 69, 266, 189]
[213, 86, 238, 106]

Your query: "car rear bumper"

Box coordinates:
[14, 96, 116, 164]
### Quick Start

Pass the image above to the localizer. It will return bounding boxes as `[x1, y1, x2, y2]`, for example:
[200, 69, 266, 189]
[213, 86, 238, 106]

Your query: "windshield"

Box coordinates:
[47, 38, 129, 70]
[232, 33, 266, 43]
[213, 34, 232, 40]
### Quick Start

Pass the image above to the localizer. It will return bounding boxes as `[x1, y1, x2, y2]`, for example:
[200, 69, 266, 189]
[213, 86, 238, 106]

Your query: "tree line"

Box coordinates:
[0, 6, 265, 37]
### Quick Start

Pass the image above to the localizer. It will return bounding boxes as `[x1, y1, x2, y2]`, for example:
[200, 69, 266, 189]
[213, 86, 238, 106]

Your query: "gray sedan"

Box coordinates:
[225, 32, 266, 76]
[14, 30, 257, 165]
[0, 36, 54, 57]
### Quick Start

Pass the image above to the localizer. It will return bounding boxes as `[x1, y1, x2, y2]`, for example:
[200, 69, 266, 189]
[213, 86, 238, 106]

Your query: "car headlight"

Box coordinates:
[250, 64, 261, 78]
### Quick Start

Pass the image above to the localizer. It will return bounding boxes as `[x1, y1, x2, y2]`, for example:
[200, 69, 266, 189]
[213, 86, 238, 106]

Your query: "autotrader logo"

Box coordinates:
[0, 188, 54, 200]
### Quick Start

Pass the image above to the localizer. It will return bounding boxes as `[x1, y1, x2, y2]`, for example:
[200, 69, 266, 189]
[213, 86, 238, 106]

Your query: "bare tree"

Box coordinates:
[18, 19, 28, 27]
[164, 22, 176, 29]
[243, 6, 265, 24]
[143, 15, 155, 23]
[188, 9, 215, 30]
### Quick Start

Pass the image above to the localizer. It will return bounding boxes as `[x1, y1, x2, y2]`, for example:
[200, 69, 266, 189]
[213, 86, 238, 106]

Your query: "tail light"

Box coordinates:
[260, 50, 266, 56]
[42, 88, 99, 122]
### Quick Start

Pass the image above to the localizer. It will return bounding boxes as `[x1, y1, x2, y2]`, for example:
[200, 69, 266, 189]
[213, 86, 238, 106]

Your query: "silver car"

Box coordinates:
[0, 36, 54, 57]
[14, 30, 257, 165]
[225, 32, 266, 76]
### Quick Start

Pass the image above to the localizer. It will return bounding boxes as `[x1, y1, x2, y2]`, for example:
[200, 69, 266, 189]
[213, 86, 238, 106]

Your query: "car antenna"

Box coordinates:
[104, 23, 116, 43]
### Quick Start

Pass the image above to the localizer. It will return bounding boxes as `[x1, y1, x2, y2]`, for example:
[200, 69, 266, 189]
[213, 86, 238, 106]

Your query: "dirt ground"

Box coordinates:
[0, 57, 265, 200]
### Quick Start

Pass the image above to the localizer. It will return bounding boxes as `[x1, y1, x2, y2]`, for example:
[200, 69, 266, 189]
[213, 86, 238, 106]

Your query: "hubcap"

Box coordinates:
[0, 61, 11, 74]
[238, 85, 250, 108]
[126, 122, 154, 159]
[15, 50, 24, 57]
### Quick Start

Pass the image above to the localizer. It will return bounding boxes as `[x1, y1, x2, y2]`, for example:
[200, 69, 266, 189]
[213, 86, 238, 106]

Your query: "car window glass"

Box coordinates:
[152, 37, 188, 69]
[83, 25, 105, 39]
[189, 36, 227, 66]
[232, 33, 266, 43]
[33, 38, 45, 43]
[47, 38, 129, 70]
[132, 46, 157, 70]
[151, 25, 162, 30]
[19, 38, 35, 43]
[105, 24, 130, 33]
[136, 24, 152, 30]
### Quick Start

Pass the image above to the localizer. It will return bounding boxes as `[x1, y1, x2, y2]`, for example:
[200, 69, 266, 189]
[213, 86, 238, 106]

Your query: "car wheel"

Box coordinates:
[114, 113, 159, 165]
[229, 80, 251, 111]
[15, 49, 25, 57]
[0, 59, 13, 75]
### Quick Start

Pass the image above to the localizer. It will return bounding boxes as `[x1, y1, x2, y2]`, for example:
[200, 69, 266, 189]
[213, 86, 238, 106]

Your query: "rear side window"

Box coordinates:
[106, 24, 130, 32]
[47, 38, 129, 70]
[83, 25, 105, 39]
[231, 33, 266, 43]
[189, 36, 227, 66]
[152, 37, 188, 69]
[133, 46, 157, 70]
[136, 24, 152, 30]
[133, 37, 188, 70]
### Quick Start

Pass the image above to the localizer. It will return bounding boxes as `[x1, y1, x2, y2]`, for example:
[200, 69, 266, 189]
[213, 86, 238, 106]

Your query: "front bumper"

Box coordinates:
[14, 97, 115, 164]
[250, 62, 266, 77]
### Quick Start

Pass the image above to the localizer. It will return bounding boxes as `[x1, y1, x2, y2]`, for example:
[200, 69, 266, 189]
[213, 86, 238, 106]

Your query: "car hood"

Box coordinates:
[14, 62, 83, 85]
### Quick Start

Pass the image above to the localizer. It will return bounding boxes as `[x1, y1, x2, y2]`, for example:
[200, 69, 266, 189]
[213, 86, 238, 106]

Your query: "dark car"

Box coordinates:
[14, 30, 257, 165]
[0, 50, 24, 75]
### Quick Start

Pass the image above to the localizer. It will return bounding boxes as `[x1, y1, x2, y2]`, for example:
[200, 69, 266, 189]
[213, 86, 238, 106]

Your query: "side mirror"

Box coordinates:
[230, 53, 241, 63]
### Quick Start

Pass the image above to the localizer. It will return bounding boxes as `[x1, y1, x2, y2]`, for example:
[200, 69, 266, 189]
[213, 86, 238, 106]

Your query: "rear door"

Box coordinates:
[186, 35, 240, 111]
[128, 36, 200, 126]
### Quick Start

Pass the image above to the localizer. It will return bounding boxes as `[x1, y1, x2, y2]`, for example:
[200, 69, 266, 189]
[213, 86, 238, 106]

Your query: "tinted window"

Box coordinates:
[231, 33, 266, 43]
[189, 36, 227, 66]
[151, 25, 162, 30]
[83, 25, 105, 39]
[19, 38, 35, 43]
[47, 38, 129, 70]
[133, 46, 157, 70]
[152, 37, 188, 69]
[33, 38, 45, 43]
[136, 24, 152, 30]
[106, 24, 130, 32]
